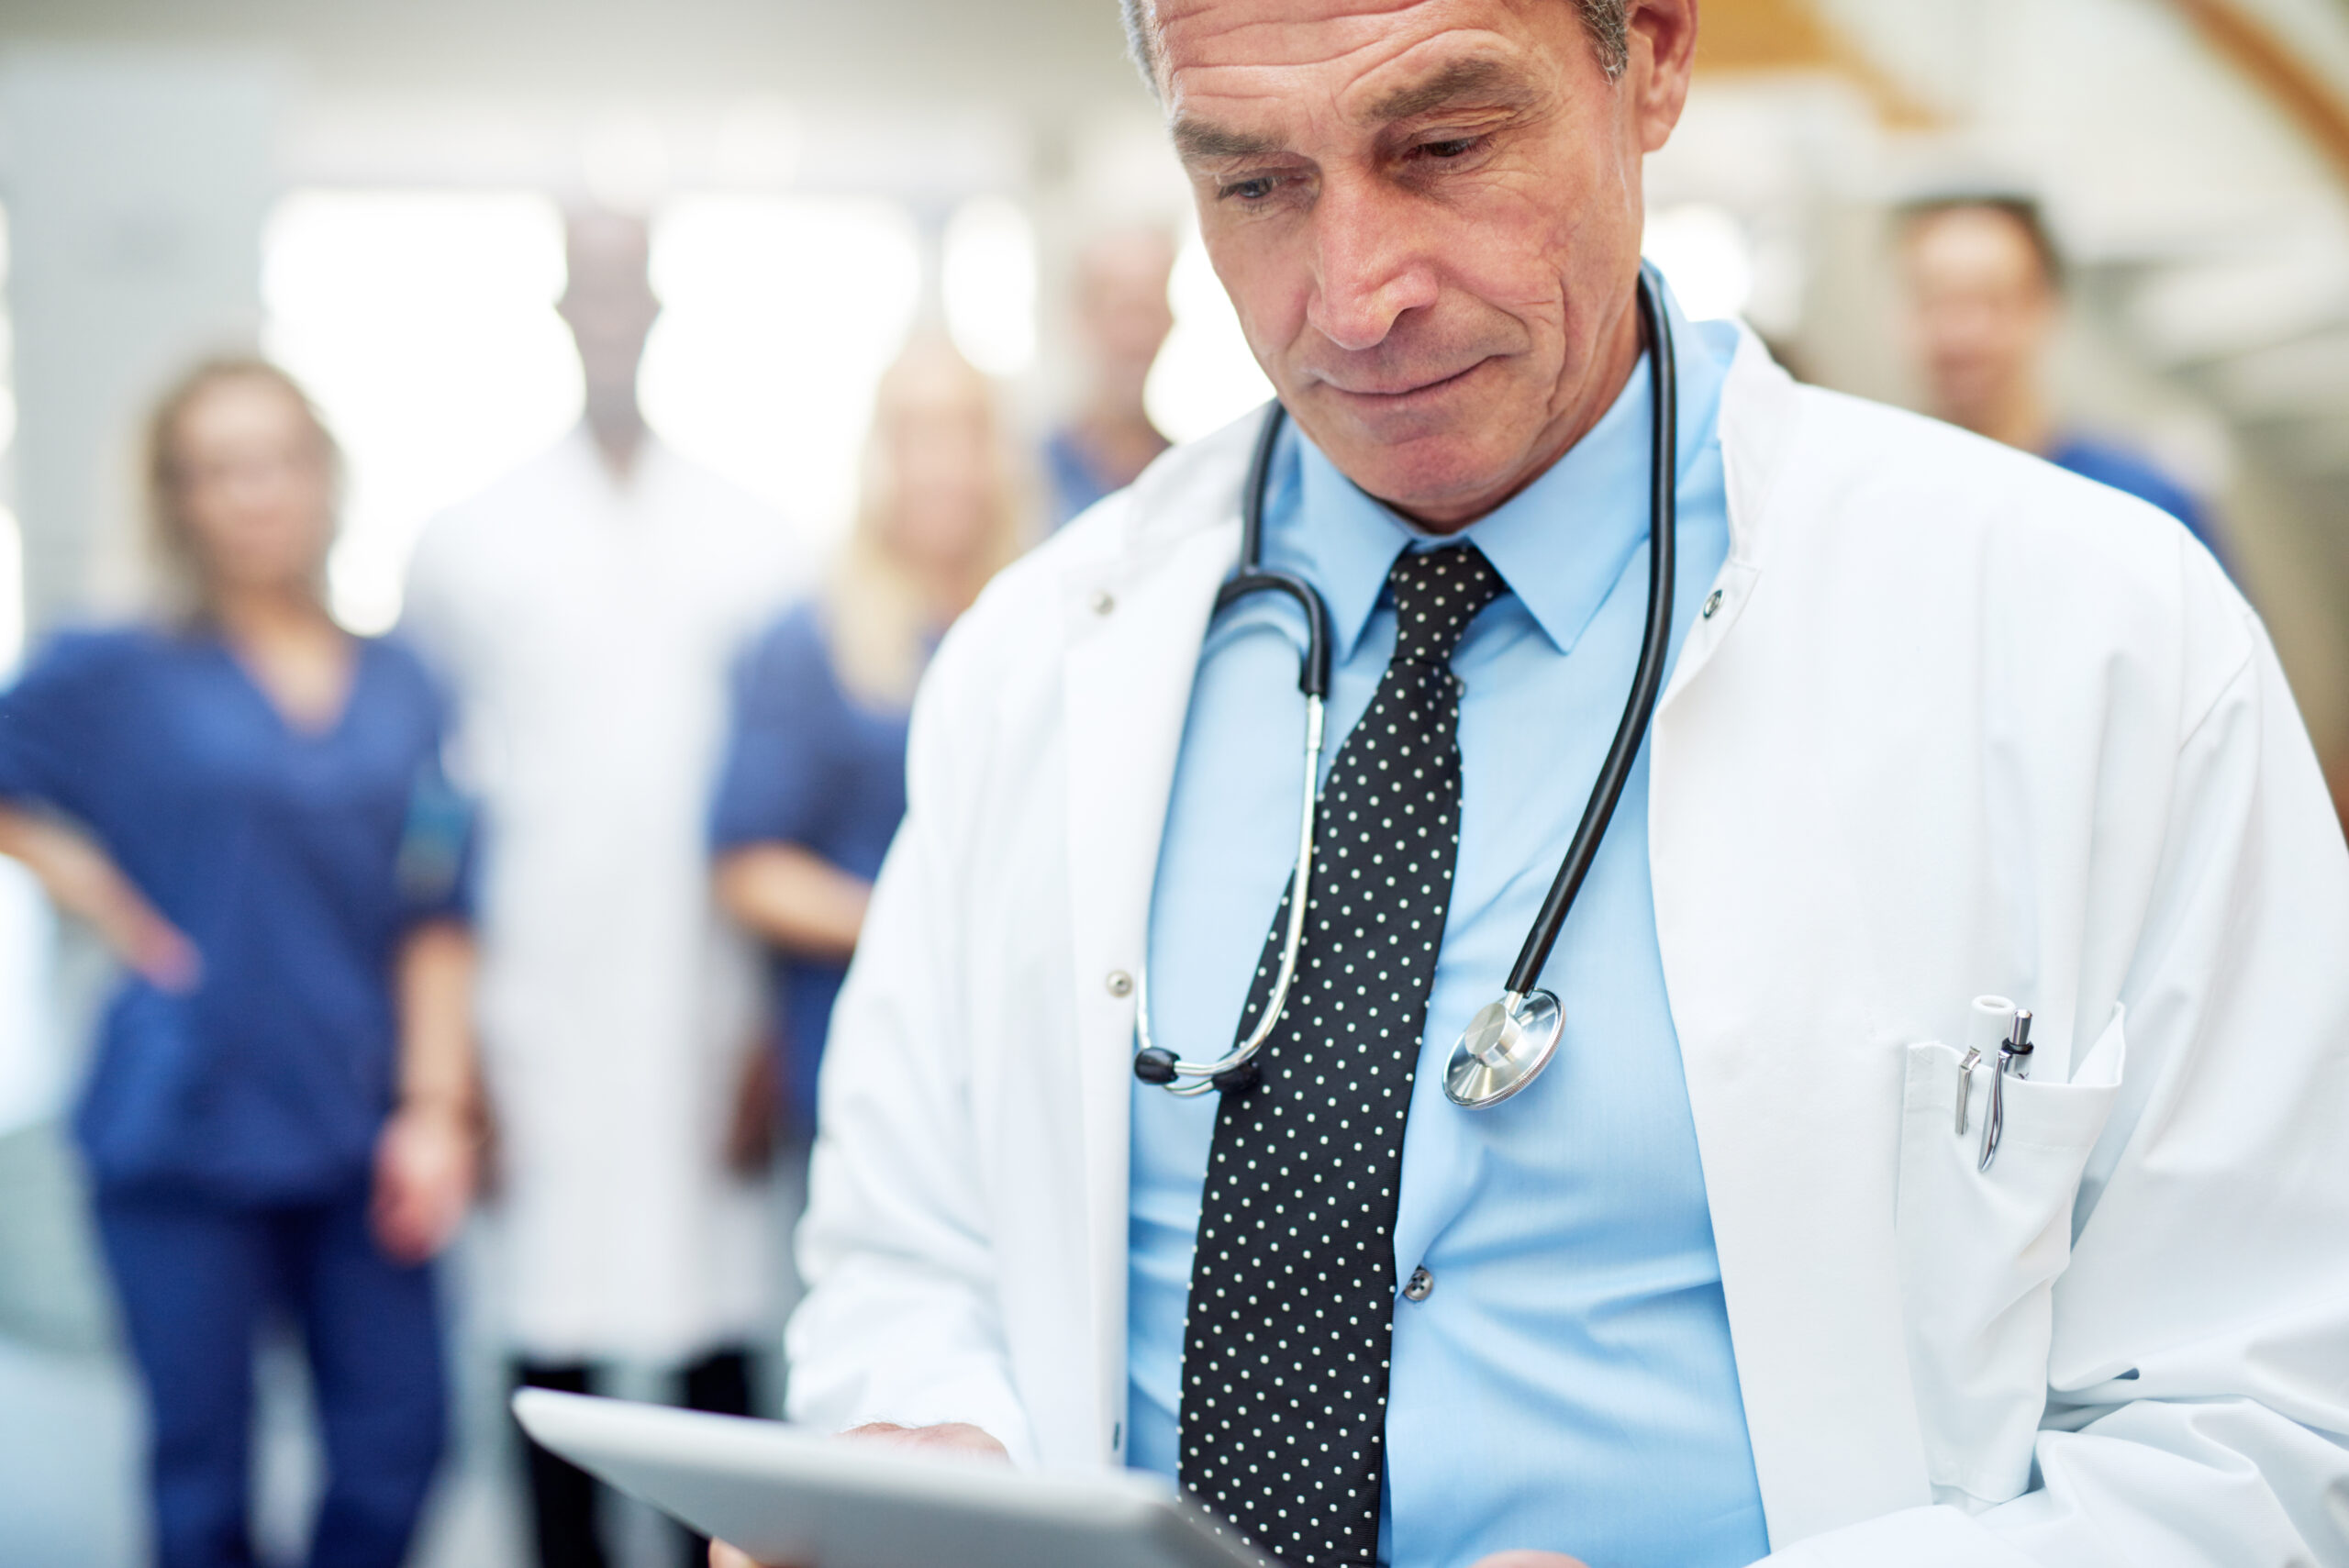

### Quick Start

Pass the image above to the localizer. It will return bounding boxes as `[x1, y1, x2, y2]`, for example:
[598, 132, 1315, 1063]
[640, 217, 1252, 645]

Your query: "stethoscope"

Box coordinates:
[1132, 264, 1680, 1110]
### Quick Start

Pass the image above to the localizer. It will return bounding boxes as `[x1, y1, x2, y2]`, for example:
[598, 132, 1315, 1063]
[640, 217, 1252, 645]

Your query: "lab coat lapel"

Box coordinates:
[1059, 482, 1244, 1458]
[1653, 340, 1934, 1547]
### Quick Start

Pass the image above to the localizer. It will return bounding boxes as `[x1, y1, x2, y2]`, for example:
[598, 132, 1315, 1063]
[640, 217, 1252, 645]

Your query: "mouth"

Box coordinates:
[1313, 357, 1493, 406]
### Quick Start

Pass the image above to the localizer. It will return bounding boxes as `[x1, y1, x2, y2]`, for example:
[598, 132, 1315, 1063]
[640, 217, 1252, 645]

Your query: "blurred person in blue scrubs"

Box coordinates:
[1899, 195, 2230, 570]
[1042, 227, 1177, 529]
[0, 360, 479, 1568]
[712, 337, 1031, 1140]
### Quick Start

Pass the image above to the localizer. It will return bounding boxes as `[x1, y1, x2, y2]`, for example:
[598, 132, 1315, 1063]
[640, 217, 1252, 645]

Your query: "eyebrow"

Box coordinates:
[1170, 54, 1540, 165]
[1362, 55, 1539, 124]
[1171, 119, 1285, 162]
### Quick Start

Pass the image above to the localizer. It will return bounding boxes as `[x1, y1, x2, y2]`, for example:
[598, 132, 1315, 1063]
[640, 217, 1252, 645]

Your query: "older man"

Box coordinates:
[729, 2, 2349, 1565]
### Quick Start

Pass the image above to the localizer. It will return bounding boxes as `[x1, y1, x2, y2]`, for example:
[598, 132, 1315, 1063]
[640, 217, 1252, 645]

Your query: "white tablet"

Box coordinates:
[510, 1389, 1268, 1568]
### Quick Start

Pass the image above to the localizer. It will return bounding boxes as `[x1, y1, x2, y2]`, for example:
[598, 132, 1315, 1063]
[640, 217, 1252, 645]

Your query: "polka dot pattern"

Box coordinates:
[1176, 545, 1508, 1567]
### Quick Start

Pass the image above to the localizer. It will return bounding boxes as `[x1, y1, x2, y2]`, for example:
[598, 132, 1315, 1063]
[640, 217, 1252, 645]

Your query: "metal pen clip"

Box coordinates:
[1977, 1009, 2033, 1173]
[1954, 1047, 1982, 1135]
[1955, 995, 2013, 1140]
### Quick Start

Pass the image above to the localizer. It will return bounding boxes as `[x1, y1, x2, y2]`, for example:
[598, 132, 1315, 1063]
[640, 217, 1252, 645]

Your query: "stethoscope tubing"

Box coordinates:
[1134, 262, 1679, 1101]
[1500, 267, 1677, 997]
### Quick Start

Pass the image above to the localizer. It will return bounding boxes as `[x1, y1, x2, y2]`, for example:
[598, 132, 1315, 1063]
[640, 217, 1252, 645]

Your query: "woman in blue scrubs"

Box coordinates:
[0, 361, 480, 1568]
[712, 339, 1031, 1134]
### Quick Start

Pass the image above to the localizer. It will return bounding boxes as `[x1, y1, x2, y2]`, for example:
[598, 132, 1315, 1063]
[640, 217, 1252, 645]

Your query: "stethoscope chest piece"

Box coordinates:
[1442, 988, 1564, 1108]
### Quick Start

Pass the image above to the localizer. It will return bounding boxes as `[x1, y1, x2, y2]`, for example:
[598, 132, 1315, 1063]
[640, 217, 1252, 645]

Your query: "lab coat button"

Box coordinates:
[1091, 589, 1116, 616]
[1702, 588, 1723, 619]
[1106, 969, 1134, 998]
[1403, 1266, 1434, 1302]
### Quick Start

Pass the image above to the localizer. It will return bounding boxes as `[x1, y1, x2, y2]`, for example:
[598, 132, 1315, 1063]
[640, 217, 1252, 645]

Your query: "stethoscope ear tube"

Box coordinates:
[1497, 263, 1678, 998]
[1219, 403, 1330, 699]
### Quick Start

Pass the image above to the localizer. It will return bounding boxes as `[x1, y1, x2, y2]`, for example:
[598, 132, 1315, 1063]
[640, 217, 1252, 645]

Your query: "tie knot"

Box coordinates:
[1386, 544, 1508, 667]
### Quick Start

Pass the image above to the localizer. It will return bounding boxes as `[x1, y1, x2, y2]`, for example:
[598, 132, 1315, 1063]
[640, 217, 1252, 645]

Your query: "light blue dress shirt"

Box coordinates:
[1129, 293, 1771, 1568]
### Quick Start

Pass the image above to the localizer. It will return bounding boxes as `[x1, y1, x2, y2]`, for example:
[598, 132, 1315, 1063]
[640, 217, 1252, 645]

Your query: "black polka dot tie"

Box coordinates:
[1178, 544, 1508, 1566]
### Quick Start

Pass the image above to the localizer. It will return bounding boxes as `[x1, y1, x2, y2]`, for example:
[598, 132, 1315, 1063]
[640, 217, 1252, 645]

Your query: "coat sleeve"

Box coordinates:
[1771, 600, 2349, 1565]
[782, 617, 1040, 1462]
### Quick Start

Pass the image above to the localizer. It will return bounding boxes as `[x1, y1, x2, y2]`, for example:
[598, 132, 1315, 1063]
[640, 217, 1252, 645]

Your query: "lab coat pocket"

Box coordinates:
[1894, 1006, 2126, 1509]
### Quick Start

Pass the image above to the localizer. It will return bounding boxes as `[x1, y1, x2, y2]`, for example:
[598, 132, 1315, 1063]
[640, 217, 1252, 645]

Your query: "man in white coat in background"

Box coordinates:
[728, 1, 2349, 1565]
[404, 209, 798, 1568]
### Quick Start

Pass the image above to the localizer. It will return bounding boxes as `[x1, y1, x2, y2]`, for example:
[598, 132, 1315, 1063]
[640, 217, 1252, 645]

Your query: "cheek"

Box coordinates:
[1457, 154, 1623, 327]
[1202, 221, 1310, 361]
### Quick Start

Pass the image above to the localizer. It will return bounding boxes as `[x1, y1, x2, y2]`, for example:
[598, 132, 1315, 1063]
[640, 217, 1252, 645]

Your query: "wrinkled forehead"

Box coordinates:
[1153, 0, 1574, 150]
[1151, 0, 1542, 88]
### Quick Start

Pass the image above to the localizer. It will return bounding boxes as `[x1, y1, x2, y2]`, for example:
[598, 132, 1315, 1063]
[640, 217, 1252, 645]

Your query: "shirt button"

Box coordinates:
[1701, 588, 1724, 619]
[1090, 589, 1116, 616]
[1403, 1265, 1434, 1302]
[1105, 969, 1134, 998]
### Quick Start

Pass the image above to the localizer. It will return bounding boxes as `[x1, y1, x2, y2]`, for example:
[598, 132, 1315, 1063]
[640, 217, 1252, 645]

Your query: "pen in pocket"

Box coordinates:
[1956, 995, 2015, 1137]
[1977, 1009, 2034, 1173]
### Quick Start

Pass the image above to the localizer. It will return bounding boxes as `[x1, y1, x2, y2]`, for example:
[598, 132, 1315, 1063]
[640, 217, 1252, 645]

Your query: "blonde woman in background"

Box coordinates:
[0, 360, 478, 1568]
[710, 334, 1031, 1141]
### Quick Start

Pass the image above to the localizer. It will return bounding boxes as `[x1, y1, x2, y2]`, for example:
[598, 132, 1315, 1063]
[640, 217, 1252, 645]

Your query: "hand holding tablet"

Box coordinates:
[709, 1421, 1010, 1567]
[512, 1390, 1267, 1568]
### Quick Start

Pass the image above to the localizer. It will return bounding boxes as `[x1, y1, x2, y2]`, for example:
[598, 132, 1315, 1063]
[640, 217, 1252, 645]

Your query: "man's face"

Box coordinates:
[1900, 207, 2056, 435]
[1156, 0, 1689, 527]
[559, 216, 662, 410]
[1078, 229, 1178, 374]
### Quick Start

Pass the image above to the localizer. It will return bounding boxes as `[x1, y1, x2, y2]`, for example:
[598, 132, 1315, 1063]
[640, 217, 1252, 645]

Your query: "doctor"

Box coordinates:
[406, 209, 796, 1568]
[744, 1, 2349, 1564]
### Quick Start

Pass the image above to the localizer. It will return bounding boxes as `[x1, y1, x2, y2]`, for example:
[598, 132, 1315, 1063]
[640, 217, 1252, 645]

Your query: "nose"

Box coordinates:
[1304, 177, 1439, 353]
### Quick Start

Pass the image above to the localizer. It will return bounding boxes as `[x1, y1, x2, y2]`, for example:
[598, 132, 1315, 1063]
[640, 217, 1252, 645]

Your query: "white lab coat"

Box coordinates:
[406, 429, 797, 1363]
[787, 332, 2349, 1564]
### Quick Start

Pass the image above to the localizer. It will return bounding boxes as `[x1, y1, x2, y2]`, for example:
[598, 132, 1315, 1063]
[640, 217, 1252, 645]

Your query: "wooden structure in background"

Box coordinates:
[1692, 0, 1939, 128]
[2168, 0, 2349, 191]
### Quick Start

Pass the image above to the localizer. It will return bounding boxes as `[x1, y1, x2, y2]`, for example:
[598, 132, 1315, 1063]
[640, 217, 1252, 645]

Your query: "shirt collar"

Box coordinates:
[1273, 280, 1730, 662]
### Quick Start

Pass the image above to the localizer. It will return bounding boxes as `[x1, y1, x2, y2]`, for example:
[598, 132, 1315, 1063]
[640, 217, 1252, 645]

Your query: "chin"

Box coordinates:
[1320, 428, 1520, 523]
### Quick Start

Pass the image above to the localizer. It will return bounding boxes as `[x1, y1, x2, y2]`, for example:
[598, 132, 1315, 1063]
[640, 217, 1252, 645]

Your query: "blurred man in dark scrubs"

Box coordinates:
[1900, 195, 2229, 570]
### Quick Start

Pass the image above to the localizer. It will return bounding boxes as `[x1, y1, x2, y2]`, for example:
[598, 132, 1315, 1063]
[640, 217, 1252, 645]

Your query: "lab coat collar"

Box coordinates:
[1281, 281, 1735, 664]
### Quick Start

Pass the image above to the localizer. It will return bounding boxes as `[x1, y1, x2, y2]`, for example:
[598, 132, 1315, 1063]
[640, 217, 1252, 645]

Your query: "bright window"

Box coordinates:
[263, 191, 579, 635]
[641, 194, 921, 541]
[1147, 233, 1275, 444]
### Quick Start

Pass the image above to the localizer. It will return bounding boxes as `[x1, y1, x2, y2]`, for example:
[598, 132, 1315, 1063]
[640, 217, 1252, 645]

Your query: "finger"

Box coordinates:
[842, 1421, 1009, 1462]
[710, 1541, 789, 1568]
[368, 1152, 434, 1264]
[130, 919, 203, 993]
[371, 1189, 429, 1264]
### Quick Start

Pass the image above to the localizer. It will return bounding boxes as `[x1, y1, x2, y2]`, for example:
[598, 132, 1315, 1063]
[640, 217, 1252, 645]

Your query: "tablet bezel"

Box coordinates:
[511, 1388, 1268, 1568]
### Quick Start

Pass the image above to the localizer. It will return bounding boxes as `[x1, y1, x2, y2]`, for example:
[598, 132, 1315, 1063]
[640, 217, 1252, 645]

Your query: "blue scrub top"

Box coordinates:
[1044, 428, 1116, 533]
[0, 626, 471, 1205]
[2047, 434, 2227, 572]
[709, 604, 912, 1133]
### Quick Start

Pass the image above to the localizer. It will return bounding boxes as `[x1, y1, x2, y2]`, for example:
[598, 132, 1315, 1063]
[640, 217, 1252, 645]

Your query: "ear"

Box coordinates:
[1628, 0, 1698, 154]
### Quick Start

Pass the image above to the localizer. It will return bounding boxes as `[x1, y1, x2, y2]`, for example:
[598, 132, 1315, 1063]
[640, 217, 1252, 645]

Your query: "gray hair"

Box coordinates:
[1119, 0, 1630, 93]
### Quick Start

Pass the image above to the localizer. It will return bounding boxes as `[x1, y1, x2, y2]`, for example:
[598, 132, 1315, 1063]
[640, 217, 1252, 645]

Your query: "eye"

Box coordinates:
[1219, 175, 1280, 203]
[1415, 136, 1481, 161]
